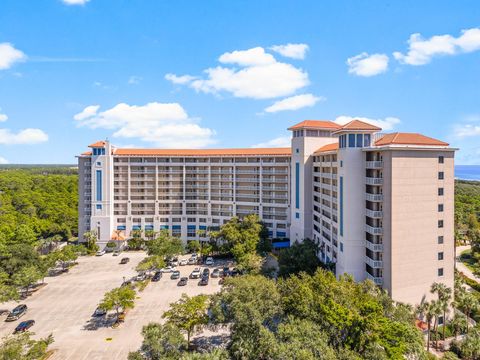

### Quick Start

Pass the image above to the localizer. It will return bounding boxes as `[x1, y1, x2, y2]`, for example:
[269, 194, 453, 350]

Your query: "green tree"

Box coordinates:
[0, 333, 54, 360]
[146, 230, 183, 259]
[236, 253, 263, 274]
[128, 322, 187, 360]
[430, 282, 452, 341]
[186, 240, 201, 254]
[83, 231, 99, 253]
[106, 241, 117, 251]
[55, 245, 78, 270]
[12, 265, 42, 297]
[163, 294, 209, 348]
[98, 286, 136, 322]
[136, 255, 165, 273]
[277, 238, 321, 277]
[450, 314, 468, 339]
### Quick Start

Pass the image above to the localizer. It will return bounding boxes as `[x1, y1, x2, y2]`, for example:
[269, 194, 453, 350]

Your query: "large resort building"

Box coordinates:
[78, 119, 456, 305]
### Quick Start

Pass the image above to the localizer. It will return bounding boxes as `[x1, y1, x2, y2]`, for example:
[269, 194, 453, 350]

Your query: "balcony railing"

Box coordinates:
[366, 224, 383, 235]
[365, 193, 383, 202]
[366, 209, 383, 218]
[365, 177, 383, 186]
[366, 272, 383, 285]
[366, 161, 383, 169]
[365, 240, 383, 252]
[365, 255, 383, 269]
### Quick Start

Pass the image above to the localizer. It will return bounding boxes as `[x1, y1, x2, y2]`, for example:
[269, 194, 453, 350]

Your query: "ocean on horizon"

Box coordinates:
[455, 165, 480, 181]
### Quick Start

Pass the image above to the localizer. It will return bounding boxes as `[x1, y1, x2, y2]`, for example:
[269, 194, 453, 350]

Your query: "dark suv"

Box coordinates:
[6, 305, 27, 322]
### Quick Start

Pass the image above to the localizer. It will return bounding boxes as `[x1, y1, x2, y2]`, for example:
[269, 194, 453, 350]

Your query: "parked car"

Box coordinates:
[161, 266, 176, 273]
[177, 277, 188, 286]
[202, 268, 210, 277]
[136, 273, 147, 281]
[170, 271, 181, 280]
[169, 258, 179, 267]
[179, 259, 188, 266]
[190, 268, 201, 279]
[187, 257, 197, 265]
[191, 253, 198, 259]
[93, 307, 107, 317]
[152, 271, 162, 282]
[205, 257, 214, 266]
[120, 257, 130, 264]
[95, 250, 106, 256]
[211, 268, 220, 278]
[222, 267, 230, 277]
[14, 320, 35, 333]
[112, 250, 121, 256]
[199, 276, 209, 286]
[6, 305, 27, 322]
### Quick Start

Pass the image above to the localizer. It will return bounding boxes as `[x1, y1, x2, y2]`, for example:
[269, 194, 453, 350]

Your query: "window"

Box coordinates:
[438, 236, 444, 244]
[96, 204, 102, 210]
[296, 212, 300, 219]
[96, 170, 102, 201]
[295, 162, 300, 209]
[348, 134, 355, 148]
[438, 204, 444, 212]
[363, 134, 371, 147]
[439, 156, 444, 164]
[438, 252, 444, 260]
[438, 187, 444, 196]
[438, 172, 444, 180]
[356, 134, 363, 148]
[340, 176, 344, 237]
[340, 242, 343, 252]
[438, 220, 444, 228]
[96, 162, 101, 166]
[340, 160, 343, 167]
[438, 268, 444, 277]
[296, 148, 299, 154]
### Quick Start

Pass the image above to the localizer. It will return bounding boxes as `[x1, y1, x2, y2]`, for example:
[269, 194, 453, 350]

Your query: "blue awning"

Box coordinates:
[145, 225, 154, 230]
[199, 225, 207, 230]
[187, 225, 196, 230]
[276, 231, 287, 238]
[272, 241, 290, 249]
[116, 225, 126, 230]
[172, 225, 181, 230]
[132, 225, 141, 230]
[160, 225, 169, 230]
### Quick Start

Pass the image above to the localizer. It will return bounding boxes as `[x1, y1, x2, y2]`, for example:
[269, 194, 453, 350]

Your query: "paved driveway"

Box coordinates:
[0, 252, 224, 360]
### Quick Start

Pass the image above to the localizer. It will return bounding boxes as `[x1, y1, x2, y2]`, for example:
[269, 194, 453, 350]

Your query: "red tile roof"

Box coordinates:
[81, 151, 92, 156]
[88, 141, 106, 148]
[288, 120, 341, 130]
[314, 142, 339, 154]
[113, 148, 292, 156]
[375, 133, 449, 147]
[335, 120, 381, 132]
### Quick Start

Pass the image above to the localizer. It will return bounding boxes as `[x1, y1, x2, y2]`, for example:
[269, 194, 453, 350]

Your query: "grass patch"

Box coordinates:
[136, 279, 150, 292]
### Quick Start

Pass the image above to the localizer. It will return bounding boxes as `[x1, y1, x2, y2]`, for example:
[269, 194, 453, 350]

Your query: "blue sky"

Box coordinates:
[0, 0, 479, 164]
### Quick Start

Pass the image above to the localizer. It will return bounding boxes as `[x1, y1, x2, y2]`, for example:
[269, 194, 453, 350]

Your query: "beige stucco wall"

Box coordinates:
[383, 149, 455, 305]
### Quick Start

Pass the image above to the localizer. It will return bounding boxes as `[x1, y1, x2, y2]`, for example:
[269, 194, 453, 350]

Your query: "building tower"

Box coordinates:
[288, 121, 341, 243]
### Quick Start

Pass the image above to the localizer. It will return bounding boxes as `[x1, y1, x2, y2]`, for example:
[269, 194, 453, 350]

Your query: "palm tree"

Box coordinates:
[450, 313, 468, 339]
[416, 299, 433, 352]
[431, 282, 452, 341]
[455, 292, 479, 334]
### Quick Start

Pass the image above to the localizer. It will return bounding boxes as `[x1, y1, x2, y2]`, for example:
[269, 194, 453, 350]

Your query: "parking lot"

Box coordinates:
[0, 252, 225, 359]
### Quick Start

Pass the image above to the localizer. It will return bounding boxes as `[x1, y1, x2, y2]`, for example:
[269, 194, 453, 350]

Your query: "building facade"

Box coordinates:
[78, 119, 456, 305]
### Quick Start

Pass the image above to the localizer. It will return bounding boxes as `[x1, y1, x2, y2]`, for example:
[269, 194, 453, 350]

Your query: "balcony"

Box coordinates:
[365, 255, 383, 269]
[365, 209, 383, 218]
[365, 224, 383, 235]
[365, 193, 383, 202]
[365, 177, 383, 186]
[366, 272, 383, 285]
[365, 240, 383, 252]
[366, 161, 383, 169]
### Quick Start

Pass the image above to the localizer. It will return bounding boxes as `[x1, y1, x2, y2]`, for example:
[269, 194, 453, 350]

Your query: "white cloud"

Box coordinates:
[270, 43, 309, 59]
[0, 128, 48, 145]
[347, 53, 389, 77]
[264, 94, 324, 113]
[62, 0, 90, 5]
[0, 113, 7, 122]
[394, 28, 480, 65]
[128, 76, 142, 85]
[251, 136, 291, 148]
[219, 47, 276, 66]
[0, 43, 26, 70]
[334, 115, 400, 131]
[166, 46, 309, 99]
[165, 74, 197, 85]
[74, 102, 215, 148]
[0, 156, 8, 164]
[453, 123, 480, 138]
